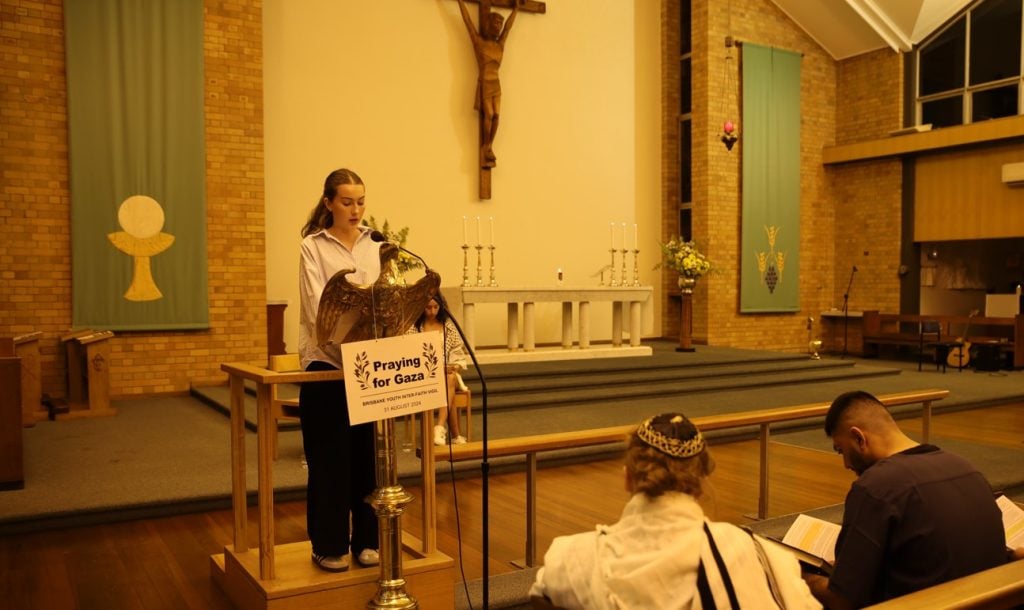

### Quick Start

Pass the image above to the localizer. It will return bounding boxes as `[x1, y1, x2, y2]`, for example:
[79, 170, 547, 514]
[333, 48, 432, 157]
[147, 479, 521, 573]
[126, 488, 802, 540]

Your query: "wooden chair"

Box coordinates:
[451, 386, 472, 441]
[267, 353, 302, 460]
[918, 321, 944, 372]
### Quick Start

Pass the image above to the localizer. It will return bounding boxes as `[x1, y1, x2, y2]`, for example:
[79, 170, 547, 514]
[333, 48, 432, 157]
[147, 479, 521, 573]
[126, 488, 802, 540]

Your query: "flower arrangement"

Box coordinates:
[364, 216, 422, 275]
[658, 237, 712, 280]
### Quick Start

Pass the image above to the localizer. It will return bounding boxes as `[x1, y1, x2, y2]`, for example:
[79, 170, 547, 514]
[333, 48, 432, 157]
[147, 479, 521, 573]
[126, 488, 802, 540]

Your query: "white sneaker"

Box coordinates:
[357, 548, 380, 567]
[453, 435, 467, 445]
[433, 425, 447, 446]
[312, 552, 349, 572]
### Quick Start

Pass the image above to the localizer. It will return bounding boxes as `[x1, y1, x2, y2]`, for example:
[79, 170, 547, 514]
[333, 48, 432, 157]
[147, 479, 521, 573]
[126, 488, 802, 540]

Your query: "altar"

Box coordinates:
[451, 286, 653, 363]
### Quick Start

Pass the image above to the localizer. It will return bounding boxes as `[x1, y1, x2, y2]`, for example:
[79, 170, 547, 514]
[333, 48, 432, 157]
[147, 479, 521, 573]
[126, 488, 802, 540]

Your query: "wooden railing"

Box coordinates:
[428, 389, 950, 568]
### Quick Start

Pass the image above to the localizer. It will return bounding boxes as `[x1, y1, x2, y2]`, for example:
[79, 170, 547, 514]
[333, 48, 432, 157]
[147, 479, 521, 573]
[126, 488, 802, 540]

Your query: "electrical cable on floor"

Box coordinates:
[443, 438, 474, 610]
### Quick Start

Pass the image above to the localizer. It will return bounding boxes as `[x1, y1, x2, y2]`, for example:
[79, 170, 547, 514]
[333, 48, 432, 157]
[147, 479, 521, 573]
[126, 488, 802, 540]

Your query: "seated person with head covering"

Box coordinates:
[529, 412, 821, 610]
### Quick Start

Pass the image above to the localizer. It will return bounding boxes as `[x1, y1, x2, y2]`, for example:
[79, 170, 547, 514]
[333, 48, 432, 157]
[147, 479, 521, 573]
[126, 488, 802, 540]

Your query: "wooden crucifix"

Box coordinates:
[451, 0, 546, 199]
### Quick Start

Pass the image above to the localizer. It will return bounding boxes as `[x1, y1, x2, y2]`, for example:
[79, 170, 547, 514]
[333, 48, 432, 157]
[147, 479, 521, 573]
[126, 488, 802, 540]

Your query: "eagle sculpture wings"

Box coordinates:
[316, 242, 441, 347]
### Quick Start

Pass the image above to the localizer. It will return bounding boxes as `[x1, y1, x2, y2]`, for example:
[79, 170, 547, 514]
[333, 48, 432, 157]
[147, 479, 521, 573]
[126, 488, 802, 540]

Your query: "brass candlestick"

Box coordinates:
[475, 244, 484, 286]
[807, 316, 821, 360]
[488, 245, 498, 287]
[620, 248, 628, 289]
[632, 249, 641, 286]
[609, 249, 619, 287]
[461, 244, 471, 287]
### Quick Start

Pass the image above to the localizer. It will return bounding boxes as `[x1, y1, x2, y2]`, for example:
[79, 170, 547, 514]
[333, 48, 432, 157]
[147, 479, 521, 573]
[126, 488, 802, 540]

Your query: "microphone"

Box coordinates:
[852, 265, 858, 272]
[367, 229, 431, 270]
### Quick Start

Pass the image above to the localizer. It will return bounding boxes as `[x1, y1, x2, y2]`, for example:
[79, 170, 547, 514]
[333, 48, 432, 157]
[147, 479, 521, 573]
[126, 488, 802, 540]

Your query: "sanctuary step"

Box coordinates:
[464, 358, 897, 411]
[455, 341, 901, 411]
[190, 342, 902, 431]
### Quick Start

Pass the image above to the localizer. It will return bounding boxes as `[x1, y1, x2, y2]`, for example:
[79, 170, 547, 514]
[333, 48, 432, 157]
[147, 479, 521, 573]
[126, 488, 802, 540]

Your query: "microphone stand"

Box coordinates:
[842, 266, 856, 359]
[437, 308, 490, 609]
[389, 238, 493, 609]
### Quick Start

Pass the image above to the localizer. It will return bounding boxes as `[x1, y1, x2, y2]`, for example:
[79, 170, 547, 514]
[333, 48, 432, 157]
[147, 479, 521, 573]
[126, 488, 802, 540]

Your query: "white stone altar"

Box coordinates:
[451, 286, 653, 364]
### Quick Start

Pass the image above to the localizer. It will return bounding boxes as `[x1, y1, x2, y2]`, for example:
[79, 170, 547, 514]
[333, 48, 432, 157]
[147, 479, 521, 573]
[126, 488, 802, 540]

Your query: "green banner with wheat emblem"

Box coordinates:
[740, 43, 801, 313]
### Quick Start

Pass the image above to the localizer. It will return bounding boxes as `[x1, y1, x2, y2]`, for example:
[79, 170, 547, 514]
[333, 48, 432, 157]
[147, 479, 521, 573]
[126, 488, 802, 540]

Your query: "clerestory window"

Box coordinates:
[916, 0, 1022, 127]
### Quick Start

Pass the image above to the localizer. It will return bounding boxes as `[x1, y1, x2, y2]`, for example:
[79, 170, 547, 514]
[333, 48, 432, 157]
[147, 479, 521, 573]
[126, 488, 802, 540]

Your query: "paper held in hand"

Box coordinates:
[768, 495, 1023, 575]
[997, 494, 1024, 550]
[768, 513, 840, 575]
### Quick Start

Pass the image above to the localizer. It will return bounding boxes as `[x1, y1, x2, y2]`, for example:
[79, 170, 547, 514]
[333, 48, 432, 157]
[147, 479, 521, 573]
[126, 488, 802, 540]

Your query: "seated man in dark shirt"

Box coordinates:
[803, 390, 1007, 609]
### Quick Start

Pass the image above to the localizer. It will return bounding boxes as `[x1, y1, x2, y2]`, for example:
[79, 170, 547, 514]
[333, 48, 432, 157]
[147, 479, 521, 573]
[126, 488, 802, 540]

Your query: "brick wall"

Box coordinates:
[836, 48, 903, 144]
[663, 0, 840, 351]
[0, 0, 266, 398]
[828, 160, 903, 314]
[831, 50, 904, 314]
[660, 0, 910, 352]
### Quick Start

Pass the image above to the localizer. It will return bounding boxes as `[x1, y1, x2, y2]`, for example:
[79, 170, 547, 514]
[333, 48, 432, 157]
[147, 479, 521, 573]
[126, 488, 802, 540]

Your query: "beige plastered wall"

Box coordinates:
[263, 0, 664, 352]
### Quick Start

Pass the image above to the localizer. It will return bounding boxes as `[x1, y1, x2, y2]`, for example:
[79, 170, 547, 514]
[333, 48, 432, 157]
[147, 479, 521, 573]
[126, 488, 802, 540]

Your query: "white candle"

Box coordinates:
[621, 223, 627, 251]
[633, 223, 638, 250]
[610, 223, 615, 250]
[490, 216, 495, 246]
[476, 216, 481, 246]
[462, 216, 468, 244]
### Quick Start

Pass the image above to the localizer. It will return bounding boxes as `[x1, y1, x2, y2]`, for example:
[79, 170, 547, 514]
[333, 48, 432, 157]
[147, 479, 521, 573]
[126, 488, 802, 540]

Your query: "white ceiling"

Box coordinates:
[769, 0, 975, 60]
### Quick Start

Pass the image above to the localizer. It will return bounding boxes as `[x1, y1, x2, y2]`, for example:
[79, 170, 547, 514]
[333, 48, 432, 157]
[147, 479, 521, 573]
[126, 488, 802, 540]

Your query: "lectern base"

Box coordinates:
[211, 539, 454, 610]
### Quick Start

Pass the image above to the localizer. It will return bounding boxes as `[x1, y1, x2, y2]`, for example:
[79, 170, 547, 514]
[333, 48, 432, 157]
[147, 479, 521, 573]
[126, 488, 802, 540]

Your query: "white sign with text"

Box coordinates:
[340, 331, 448, 425]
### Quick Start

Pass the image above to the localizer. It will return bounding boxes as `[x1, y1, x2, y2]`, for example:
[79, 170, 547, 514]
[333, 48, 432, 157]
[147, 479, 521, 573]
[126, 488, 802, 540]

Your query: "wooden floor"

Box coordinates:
[0, 402, 1021, 609]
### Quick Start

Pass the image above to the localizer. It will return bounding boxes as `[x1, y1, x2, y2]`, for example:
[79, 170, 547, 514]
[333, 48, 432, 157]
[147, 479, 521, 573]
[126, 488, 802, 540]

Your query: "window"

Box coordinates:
[916, 0, 1023, 126]
[679, 0, 692, 238]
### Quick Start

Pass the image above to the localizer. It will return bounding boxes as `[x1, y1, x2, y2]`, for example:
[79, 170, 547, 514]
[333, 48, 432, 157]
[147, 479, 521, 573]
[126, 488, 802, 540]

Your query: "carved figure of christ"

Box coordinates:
[449, 0, 545, 198]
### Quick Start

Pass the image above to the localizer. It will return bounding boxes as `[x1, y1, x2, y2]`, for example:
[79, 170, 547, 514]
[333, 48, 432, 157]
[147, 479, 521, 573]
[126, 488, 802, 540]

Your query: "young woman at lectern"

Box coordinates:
[297, 168, 380, 573]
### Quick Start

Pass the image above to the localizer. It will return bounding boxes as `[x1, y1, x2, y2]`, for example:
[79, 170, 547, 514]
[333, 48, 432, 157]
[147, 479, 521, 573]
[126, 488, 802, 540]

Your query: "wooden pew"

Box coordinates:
[862, 311, 1022, 368]
[866, 559, 1024, 609]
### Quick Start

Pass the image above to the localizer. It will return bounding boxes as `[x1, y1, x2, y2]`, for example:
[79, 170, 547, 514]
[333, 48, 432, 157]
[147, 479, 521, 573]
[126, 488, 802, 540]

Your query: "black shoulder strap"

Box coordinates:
[696, 522, 740, 609]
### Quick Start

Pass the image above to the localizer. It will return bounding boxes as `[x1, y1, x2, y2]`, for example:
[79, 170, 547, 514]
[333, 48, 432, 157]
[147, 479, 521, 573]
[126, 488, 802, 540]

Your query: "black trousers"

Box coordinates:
[299, 361, 379, 557]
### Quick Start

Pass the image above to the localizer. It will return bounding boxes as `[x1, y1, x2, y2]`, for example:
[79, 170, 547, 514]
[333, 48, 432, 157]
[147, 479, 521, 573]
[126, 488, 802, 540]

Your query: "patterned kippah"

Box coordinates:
[636, 413, 706, 458]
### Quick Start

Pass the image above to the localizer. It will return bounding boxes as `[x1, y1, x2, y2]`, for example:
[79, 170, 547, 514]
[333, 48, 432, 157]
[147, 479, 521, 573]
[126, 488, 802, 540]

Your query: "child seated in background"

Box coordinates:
[411, 294, 469, 445]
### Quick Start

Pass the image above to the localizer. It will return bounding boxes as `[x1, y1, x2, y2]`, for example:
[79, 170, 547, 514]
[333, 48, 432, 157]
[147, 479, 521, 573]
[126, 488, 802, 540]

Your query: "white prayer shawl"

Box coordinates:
[530, 492, 821, 610]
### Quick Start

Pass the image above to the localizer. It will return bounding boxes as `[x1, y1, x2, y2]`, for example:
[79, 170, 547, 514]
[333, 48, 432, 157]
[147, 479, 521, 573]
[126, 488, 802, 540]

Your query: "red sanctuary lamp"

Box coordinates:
[721, 120, 738, 151]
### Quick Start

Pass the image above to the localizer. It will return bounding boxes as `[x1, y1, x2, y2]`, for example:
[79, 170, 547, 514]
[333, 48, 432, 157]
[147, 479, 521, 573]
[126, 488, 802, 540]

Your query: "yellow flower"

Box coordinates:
[657, 238, 712, 279]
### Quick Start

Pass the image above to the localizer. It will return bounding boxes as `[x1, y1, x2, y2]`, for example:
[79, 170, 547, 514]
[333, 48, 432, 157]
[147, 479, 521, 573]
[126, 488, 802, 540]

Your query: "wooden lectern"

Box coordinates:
[60, 329, 117, 419]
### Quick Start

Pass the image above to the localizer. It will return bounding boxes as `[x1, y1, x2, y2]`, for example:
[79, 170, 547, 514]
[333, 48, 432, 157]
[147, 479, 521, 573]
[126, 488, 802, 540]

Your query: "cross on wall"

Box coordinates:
[450, 0, 546, 199]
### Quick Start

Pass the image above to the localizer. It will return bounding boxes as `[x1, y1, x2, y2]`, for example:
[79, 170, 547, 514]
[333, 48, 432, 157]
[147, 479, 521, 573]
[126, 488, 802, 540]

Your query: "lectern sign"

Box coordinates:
[340, 331, 447, 426]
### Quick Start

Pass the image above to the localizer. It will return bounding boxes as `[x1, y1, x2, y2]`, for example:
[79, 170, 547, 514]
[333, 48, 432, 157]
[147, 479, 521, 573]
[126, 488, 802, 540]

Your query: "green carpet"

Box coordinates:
[772, 429, 1024, 492]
